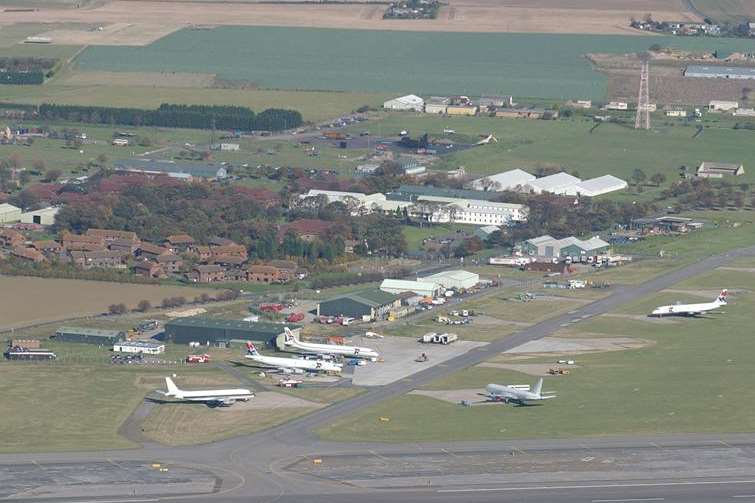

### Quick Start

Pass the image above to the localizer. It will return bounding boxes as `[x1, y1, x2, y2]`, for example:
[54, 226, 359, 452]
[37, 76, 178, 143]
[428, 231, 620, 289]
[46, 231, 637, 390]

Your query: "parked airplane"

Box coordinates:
[159, 377, 254, 407]
[650, 289, 728, 317]
[244, 342, 342, 374]
[283, 327, 379, 360]
[485, 378, 556, 405]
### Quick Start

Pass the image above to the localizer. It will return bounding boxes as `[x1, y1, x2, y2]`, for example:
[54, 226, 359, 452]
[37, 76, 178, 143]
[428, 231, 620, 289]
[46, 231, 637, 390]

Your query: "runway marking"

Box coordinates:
[592, 498, 664, 502]
[64, 499, 159, 503]
[441, 448, 460, 459]
[436, 479, 755, 493]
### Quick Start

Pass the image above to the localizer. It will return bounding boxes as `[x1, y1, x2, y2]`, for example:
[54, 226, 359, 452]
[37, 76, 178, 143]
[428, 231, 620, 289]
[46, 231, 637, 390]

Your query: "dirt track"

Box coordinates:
[0, 0, 700, 41]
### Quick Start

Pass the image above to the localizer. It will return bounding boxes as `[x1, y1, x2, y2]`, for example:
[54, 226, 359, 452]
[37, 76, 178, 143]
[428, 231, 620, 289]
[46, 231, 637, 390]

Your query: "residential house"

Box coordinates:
[189, 264, 225, 283]
[61, 232, 105, 252]
[31, 239, 62, 255]
[138, 243, 172, 261]
[86, 228, 138, 243]
[268, 259, 299, 280]
[0, 228, 24, 248]
[133, 260, 166, 279]
[163, 234, 196, 252]
[247, 264, 288, 284]
[108, 238, 140, 255]
[70, 250, 128, 270]
[210, 243, 247, 260]
[156, 254, 183, 274]
[11, 246, 45, 263]
[194, 245, 212, 262]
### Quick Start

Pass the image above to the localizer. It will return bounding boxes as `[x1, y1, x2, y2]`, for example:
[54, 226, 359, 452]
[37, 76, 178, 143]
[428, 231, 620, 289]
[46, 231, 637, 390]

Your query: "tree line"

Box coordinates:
[35, 103, 303, 131]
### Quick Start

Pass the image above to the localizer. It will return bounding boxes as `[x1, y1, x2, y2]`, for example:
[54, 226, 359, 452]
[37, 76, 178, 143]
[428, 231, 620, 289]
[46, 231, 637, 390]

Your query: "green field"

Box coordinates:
[74, 27, 755, 99]
[348, 114, 755, 191]
[317, 264, 755, 442]
[690, 0, 755, 23]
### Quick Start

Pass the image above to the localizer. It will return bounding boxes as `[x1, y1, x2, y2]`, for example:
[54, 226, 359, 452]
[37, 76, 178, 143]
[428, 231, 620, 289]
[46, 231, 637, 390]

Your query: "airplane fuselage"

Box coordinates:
[245, 353, 342, 373]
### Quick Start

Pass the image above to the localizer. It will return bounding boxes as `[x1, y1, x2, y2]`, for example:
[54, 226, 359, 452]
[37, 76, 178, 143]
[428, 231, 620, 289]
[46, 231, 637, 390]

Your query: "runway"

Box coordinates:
[3, 245, 755, 502]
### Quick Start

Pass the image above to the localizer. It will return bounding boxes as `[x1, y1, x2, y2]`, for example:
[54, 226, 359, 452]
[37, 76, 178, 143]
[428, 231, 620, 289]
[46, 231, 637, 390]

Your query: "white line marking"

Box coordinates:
[65, 499, 159, 503]
[436, 479, 755, 493]
[733, 496, 755, 499]
[592, 499, 664, 502]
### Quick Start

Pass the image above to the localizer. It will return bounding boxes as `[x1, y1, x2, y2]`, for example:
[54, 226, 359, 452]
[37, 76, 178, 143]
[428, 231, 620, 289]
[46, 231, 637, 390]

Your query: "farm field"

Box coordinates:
[690, 0, 755, 23]
[73, 27, 755, 99]
[317, 265, 755, 442]
[0, 0, 698, 35]
[0, 276, 215, 329]
[352, 114, 755, 191]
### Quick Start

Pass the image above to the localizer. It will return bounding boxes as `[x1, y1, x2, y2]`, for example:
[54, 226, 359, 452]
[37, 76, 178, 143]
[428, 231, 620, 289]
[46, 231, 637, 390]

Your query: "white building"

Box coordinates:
[113, 341, 165, 354]
[569, 175, 628, 197]
[380, 279, 442, 297]
[20, 206, 59, 226]
[421, 270, 479, 290]
[525, 172, 582, 195]
[300, 189, 411, 214]
[424, 97, 450, 114]
[468, 168, 536, 192]
[383, 94, 425, 112]
[0, 203, 22, 223]
[416, 195, 528, 226]
[605, 101, 628, 110]
[709, 100, 738, 112]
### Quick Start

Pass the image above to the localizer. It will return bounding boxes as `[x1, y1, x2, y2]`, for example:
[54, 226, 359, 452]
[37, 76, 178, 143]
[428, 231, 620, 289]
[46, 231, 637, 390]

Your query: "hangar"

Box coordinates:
[317, 289, 401, 321]
[421, 270, 479, 290]
[164, 317, 300, 347]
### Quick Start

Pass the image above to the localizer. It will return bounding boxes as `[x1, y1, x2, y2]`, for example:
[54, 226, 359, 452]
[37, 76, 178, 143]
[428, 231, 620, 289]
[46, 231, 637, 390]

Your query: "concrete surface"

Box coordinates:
[503, 336, 650, 355]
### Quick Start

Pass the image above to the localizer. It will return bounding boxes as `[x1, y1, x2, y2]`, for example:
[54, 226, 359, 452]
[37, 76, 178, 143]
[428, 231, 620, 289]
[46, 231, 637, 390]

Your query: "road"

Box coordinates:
[3, 245, 755, 502]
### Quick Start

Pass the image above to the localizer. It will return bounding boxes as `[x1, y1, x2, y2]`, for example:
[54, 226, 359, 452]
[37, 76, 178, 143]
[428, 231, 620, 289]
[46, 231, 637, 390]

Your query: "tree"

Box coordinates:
[650, 173, 666, 186]
[44, 168, 62, 182]
[631, 168, 647, 188]
[136, 299, 151, 312]
[108, 303, 128, 315]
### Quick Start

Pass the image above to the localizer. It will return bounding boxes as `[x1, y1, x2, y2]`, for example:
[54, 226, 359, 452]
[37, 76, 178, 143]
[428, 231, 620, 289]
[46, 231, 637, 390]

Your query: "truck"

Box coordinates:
[186, 354, 210, 364]
[418, 332, 458, 345]
[259, 303, 284, 313]
[286, 312, 305, 323]
[323, 131, 347, 140]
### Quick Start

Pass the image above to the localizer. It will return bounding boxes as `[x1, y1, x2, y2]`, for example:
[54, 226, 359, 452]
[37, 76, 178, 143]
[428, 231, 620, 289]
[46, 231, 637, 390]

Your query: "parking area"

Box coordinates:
[351, 335, 487, 386]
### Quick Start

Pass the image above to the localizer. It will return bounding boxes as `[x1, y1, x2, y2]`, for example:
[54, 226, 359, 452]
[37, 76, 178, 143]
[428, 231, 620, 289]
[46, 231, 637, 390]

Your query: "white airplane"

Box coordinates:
[244, 342, 342, 374]
[485, 378, 556, 405]
[651, 289, 728, 317]
[160, 377, 254, 407]
[283, 327, 379, 360]
[476, 133, 498, 145]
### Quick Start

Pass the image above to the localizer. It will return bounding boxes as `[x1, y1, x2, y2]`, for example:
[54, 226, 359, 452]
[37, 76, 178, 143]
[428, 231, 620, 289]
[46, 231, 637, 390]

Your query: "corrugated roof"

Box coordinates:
[574, 175, 627, 195]
[380, 279, 439, 292]
[469, 169, 535, 191]
[166, 316, 299, 332]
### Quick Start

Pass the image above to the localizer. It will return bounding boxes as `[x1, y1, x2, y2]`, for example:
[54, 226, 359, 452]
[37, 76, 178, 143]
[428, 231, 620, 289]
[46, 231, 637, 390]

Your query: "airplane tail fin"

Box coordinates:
[718, 289, 728, 304]
[165, 377, 179, 396]
[246, 341, 258, 355]
[283, 327, 296, 345]
[533, 378, 543, 397]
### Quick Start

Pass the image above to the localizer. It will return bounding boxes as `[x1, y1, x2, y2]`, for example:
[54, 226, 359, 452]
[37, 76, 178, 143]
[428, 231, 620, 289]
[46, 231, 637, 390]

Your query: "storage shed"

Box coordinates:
[0, 203, 21, 223]
[55, 327, 126, 345]
[421, 270, 479, 290]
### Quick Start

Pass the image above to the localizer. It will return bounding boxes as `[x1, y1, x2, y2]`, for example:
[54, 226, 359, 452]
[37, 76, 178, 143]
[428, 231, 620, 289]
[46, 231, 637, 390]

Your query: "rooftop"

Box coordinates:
[0, 203, 20, 214]
[387, 185, 499, 202]
[331, 288, 400, 307]
[469, 169, 535, 191]
[527, 172, 582, 192]
[56, 327, 124, 338]
[165, 316, 300, 332]
[686, 65, 755, 78]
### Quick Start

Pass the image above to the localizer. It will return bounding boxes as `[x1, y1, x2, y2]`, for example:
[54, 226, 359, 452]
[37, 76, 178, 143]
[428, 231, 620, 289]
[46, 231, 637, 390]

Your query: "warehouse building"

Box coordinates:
[380, 278, 442, 297]
[521, 235, 610, 260]
[709, 100, 739, 112]
[383, 94, 424, 112]
[570, 175, 628, 197]
[421, 270, 479, 291]
[525, 172, 582, 195]
[685, 65, 755, 80]
[55, 327, 126, 345]
[424, 96, 450, 114]
[165, 317, 299, 347]
[417, 197, 528, 225]
[0, 203, 21, 223]
[468, 169, 536, 192]
[317, 289, 401, 321]
[696, 161, 744, 178]
[20, 206, 60, 226]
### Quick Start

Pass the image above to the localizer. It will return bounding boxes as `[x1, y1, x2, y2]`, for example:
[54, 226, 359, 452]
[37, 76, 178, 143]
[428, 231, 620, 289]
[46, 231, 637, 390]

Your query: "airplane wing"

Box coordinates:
[207, 398, 236, 407]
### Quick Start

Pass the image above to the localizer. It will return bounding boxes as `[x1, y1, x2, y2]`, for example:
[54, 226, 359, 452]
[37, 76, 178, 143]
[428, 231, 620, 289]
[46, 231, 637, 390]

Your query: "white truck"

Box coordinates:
[418, 332, 458, 345]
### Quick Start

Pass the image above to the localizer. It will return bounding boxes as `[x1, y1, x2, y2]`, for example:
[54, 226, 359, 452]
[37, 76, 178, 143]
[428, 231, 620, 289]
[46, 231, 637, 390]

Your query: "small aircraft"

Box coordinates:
[650, 289, 728, 317]
[283, 327, 379, 360]
[244, 342, 342, 374]
[159, 377, 254, 407]
[476, 133, 498, 145]
[484, 378, 556, 405]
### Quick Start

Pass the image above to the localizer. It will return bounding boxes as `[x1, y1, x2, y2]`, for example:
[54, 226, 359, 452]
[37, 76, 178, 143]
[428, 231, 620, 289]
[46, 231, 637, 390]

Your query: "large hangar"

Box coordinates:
[165, 317, 300, 347]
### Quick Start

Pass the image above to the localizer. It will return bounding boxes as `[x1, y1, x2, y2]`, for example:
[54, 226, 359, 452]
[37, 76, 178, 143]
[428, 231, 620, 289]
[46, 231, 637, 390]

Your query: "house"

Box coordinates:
[20, 206, 59, 226]
[0, 228, 24, 248]
[709, 100, 738, 112]
[194, 245, 212, 262]
[0, 203, 21, 223]
[108, 238, 140, 255]
[383, 94, 425, 112]
[696, 162, 744, 178]
[60, 232, 105, 252]
[32, 239, 62, 255]
[247, 264, 288, 284]
[133, 260, 166, 278]
[211, 255, 246, 269]
[605, 101, 628, 111]
[139, 242, 172, 261]
[163, 233, 195, 251]
[70, 250, 127, 270]
[156, 254, 183, 273]
[278, 219, 335, 242]
[210, 243, 247, 260]
[268, 259, 300, 279]
[468, 169, 536, 192]
[11, 246, 46, 263]
[189, 264, 225, 283]
[86, 228, 138, 243]
[424, 96, 450, 114]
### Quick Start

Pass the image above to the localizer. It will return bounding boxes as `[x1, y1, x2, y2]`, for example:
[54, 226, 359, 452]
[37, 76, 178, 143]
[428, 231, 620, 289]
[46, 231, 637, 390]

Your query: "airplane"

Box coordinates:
[244, 342, 343, 374]
[159, 377, 254, 407]
[484, 378, 556, 405]
[283, 327, 379, 360]
[650, 289, 728, 317]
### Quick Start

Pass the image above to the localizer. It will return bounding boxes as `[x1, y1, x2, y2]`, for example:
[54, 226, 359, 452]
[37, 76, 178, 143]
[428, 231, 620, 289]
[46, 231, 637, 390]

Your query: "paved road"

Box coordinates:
[3, 245, 755, 502]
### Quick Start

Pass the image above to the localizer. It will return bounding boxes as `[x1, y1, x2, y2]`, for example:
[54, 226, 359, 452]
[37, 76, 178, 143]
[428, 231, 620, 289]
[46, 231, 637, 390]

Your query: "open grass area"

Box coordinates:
[402, 223, 475, 251]
[74, 27, 755, 98]
[141, 403, 315, 446]
[318, 266, 755, 442]
[690, 0, 755, 23]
